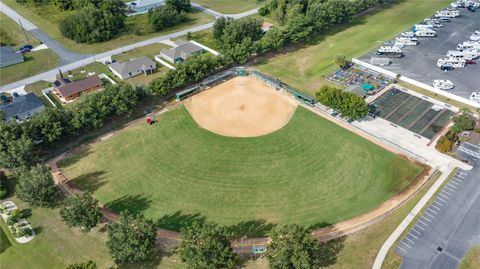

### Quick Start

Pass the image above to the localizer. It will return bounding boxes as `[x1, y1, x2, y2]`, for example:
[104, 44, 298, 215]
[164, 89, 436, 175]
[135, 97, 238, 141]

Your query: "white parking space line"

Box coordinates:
[431, 203, 442, 210]
[453, 177, 463, 182]
[450, 181, 460, 186]
[412, 227, 422, 235]
[424, 211, 435, 218]
[427, 208, 438, 215]
[465, 142, 480, 150]
[400, 241, 412, 248]
[434, 201, 444, 207]
[439, 193, 450, 200]
[437, 196, 447, 203]
[422, 216, 432, 223]
[447, 183, 457, 189]
[409, 233, 419, 240]
[397, 246, 408, 253]
[404, 237, 415, 244]
[418, 219, 430, 226]
[444, 186, 456, 192]
[442, 189, 453, 195]
[415, 224, 426, 231]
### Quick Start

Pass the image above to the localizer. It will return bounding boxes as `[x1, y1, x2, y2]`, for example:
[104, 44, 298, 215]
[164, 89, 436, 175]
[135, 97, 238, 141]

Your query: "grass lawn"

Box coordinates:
[112, 43, 170, 62]
[254, 0, 451, 96]
[458, 246, 480, 269]
[0, 50, 59, 86]
[59, 105, 423, 233]
[0, 13, 40, 48]
[2, 0, 213, 54]
[194, 0, 265, 13]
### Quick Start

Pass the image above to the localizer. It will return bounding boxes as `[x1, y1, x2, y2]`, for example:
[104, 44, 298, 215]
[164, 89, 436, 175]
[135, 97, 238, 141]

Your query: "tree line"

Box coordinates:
[316, 85, 368, 120]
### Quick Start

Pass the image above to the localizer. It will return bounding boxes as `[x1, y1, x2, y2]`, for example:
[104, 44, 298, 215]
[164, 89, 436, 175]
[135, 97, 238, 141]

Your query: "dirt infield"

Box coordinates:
[184, 76, 297, 137]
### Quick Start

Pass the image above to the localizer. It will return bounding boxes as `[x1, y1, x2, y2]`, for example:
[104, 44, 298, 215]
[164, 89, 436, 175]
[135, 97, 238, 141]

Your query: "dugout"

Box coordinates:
[176, 85, 200, 101]
[201, 70, 235, 88]
[283, 85, 315, 106]
[236, 67, 248, 76]
[251, 70, 281, 89]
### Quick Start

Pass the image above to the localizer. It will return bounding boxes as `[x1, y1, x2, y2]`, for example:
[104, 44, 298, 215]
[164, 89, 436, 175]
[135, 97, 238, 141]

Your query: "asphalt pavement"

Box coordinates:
[0, 1, 88, 64]
[396, 143, 480, 269]
[361, 8, 480, 99]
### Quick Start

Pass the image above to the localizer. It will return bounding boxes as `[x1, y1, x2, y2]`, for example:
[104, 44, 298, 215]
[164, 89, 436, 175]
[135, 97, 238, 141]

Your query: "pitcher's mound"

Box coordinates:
[184, 76, 297, 137]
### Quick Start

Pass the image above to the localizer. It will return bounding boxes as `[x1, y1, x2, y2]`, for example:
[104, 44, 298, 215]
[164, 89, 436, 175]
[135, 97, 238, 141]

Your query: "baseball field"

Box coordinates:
[58, 76, 423, 234]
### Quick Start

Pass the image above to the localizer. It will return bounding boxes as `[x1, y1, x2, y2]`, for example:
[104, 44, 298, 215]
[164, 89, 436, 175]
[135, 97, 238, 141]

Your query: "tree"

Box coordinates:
[452, 113, 475, 131]
[165, 0, 190, 12]
[0, 131, 37, 170]
[334, 54, 350, 69]
[315, 85, 367, 120]
[54, 0, 74, 10]
[179, 221, 237, 269]
[266, 224, 322, 269]
[60, 192, 102, 232]
[148, 4, 186, 32]
[213, 16, 229, 40]
[435, 136, 452, 153]
[106, 213, 157, 264]
[59, 2, 125, 43]
[16, 164, 58, 207]
[66, 260, 97, 269]
[24, 107, 73, 144]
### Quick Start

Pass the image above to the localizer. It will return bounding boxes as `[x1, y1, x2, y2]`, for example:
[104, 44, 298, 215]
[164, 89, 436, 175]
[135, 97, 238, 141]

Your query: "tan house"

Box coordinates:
[54, 76, 104, 102]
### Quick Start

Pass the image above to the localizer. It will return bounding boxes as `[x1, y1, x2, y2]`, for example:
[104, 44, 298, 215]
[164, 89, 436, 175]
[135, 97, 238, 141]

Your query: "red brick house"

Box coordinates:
[54, 76, 103, 102]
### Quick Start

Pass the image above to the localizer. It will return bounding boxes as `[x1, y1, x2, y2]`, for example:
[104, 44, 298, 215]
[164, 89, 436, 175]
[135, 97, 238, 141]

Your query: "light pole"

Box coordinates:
[18, 19, 30, 45]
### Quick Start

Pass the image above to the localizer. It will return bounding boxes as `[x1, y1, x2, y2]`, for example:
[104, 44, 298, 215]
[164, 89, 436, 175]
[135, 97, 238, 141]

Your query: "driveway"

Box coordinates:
[0, 1, 88, 64]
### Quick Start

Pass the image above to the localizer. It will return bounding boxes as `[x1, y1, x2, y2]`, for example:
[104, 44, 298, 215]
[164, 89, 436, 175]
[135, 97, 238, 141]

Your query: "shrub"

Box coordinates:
[8, 209, 22, 223]
[452, 113, 475, 131]
[435, 136, 452, 153]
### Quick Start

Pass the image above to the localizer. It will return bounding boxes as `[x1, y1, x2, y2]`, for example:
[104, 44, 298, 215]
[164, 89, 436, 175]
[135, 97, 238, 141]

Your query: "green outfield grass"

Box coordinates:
[254, 0, 451, 96]
[59, 105, 423, 233]
[194, 0, 265, 13]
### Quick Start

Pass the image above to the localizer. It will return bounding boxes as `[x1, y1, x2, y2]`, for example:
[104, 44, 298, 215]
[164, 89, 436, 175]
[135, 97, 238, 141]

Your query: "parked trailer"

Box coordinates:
[435, 9, 460, 17]
[415, 29, 437, 37]
[412, 24, 434, 32]
[437, 57, 466, 68]
[457, 41, 480, 51]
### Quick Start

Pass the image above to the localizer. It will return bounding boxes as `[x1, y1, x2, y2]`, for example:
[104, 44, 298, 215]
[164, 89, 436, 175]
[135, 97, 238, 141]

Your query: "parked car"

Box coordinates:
[0, 95, 9, 104]
[19, 47, 31, 53]
[20, 44, 33, 50]
[12, 92, 19, 98]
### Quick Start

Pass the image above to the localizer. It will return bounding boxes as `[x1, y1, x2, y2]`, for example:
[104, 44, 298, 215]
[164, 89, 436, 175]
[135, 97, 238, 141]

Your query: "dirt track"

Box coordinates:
[184, 76, 297, 137]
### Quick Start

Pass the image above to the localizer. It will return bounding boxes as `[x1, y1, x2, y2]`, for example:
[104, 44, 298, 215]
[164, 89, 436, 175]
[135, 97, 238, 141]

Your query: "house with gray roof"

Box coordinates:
[0, 93, 45, 122]
[160, 40, 203, 64]
[126, 0, 165, 15]
[0, 46, 24, 68]
[108, 56, 156, 80]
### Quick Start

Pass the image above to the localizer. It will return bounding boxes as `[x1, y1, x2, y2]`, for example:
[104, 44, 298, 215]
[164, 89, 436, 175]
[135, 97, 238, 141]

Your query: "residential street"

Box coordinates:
[0, 1, 258, 91]
[0, 1, 88, 64]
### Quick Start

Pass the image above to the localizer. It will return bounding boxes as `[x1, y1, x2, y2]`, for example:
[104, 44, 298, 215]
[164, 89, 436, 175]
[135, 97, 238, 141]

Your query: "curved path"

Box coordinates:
[47, 101, 437, 254]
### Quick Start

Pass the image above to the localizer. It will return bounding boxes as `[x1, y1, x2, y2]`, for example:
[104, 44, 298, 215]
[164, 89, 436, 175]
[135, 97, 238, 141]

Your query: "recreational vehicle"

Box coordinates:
[433, 80, 454, 90]
[457, 41, 480, 51]
[435, 9, 460, 18]
[412, 24, 434, 32]
[377, 46, 403, 57]
[395, 37, 418, 46]
[437, 57, 466, 68]
[447, 50, 479, 60]
[401, 31, 415, 38]
[415, 29, 437, 37]
[470, 31, 480, 41]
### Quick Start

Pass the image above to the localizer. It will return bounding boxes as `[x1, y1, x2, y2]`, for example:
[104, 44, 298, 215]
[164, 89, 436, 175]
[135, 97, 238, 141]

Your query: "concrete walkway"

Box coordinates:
[372, 165, 456, 269]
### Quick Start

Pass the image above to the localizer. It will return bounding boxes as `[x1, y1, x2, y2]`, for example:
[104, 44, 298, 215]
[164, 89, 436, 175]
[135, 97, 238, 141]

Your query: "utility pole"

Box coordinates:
[18, 19, 30, 45]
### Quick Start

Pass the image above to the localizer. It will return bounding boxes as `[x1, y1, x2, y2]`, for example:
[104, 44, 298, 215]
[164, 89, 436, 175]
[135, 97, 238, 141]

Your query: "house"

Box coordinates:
[108, 56, 157, 80]
[0, 46, 24, 68]
[261, 22, 273, 32]
[0, 93, 44, 122]
[160, 40, 203, 64]
[127, 0, 165, 14]
[53, 76, 104, 102]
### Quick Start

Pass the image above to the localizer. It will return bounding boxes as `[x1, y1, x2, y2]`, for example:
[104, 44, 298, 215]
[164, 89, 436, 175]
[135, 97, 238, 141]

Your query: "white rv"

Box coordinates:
[401, 31, 415, 38]
[437, 57, 466, 68]
[415, 29, 437, 37]
[457, 41, 480, 51]
[377, 46, 403, 58]
[395, 37, 418, 46]
[412, 24, 434, 32]
[471, 31, 480, 41]
[435, 10, 460, 18]
[447, 50, 479, 60]
[433, 80, 454, 90]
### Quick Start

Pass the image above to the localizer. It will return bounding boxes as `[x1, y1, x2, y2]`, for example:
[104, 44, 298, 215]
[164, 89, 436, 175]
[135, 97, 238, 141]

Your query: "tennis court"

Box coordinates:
[369, 88, 454, 139]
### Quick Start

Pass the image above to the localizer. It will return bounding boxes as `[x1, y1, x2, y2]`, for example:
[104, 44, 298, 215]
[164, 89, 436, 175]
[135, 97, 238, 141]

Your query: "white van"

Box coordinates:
[415, 29, 437, 37]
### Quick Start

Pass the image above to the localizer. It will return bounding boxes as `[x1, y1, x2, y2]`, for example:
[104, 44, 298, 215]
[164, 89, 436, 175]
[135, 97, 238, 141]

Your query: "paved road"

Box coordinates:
[0, 3, 258, 92]
[0, 1, 88, 64]
[396, 144, 480, 269]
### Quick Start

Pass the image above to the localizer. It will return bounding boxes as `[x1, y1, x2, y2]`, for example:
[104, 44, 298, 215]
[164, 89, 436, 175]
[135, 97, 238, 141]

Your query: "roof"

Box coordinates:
[56, 76, 103, 97]
[161, 40, 203, 61]
[53, 77, 72, 88]
[0, 93, 44, 120]
[109, 56, 156, 78]
[129, 0, 164, 8]
[362, 83, 375, 91]
[0, 46, 23, 65]
[261, 21, 273, 31]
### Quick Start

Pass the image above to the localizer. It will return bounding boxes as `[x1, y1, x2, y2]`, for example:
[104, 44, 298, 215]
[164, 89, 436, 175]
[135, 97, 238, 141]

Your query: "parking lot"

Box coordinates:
[361, 9, 480, 99]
